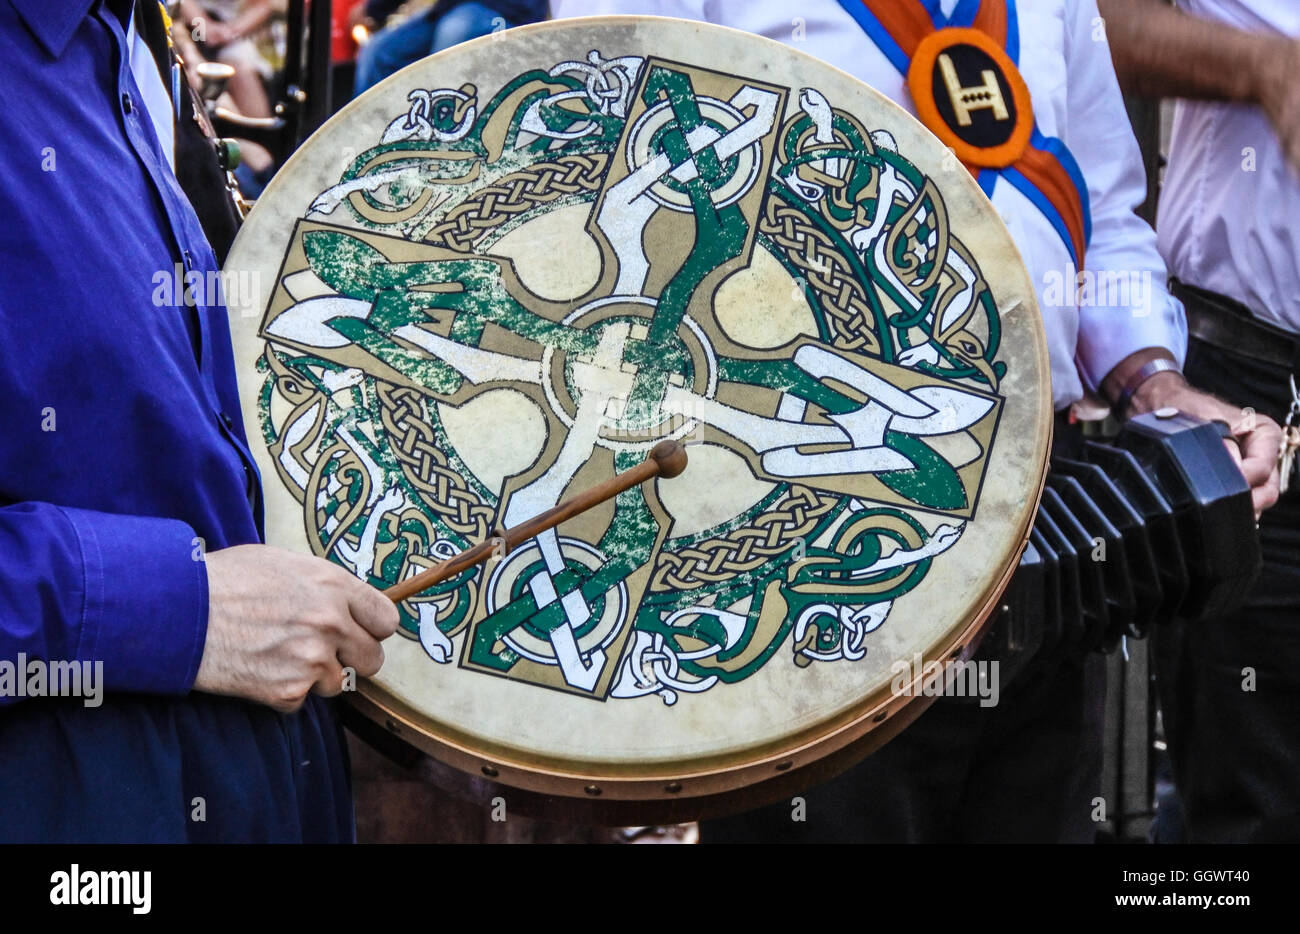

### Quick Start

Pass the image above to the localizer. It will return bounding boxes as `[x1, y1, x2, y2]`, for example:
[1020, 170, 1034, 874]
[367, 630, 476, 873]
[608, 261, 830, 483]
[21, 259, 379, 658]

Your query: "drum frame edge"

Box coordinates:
[345, 420, 1049, 824]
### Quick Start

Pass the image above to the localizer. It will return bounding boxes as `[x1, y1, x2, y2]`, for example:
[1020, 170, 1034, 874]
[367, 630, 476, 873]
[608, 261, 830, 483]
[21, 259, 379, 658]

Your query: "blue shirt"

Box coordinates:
[0, 0, 352, 841]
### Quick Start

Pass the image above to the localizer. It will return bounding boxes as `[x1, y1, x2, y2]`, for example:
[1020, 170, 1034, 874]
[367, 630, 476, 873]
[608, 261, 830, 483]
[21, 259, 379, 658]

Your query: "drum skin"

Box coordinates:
[224, 16, 1051, 817]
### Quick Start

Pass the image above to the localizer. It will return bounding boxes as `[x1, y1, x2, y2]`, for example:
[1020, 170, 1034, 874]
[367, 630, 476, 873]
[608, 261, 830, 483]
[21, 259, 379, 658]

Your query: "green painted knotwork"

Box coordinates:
[255, 50, 1007, 704]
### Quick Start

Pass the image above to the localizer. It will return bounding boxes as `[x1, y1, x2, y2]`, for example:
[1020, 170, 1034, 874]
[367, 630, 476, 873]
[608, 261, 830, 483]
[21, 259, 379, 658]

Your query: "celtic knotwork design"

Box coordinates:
[382, 84, 479, 144]
[650, 486, 838, 591]
[423, 153, 609, 252]
[549, 50, 644, 118]
[254, 51, 1011, 705]
[759, 192, 884, 357]
[772, 91, 1003, 386]
[376, 383, 495, 540]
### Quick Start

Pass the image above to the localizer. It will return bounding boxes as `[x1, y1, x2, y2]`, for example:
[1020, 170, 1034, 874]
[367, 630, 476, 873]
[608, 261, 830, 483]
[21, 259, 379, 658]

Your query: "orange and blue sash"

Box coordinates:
[836, 0, 1091, 268]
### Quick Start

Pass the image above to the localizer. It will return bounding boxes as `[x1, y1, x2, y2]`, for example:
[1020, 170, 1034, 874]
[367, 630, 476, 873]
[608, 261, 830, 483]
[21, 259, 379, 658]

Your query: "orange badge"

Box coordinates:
[907, 27, 1032, 169]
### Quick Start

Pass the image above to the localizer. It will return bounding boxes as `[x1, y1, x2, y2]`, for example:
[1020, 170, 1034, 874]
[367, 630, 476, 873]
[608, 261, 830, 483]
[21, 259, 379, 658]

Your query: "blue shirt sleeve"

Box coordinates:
[0, 502, 208, 702]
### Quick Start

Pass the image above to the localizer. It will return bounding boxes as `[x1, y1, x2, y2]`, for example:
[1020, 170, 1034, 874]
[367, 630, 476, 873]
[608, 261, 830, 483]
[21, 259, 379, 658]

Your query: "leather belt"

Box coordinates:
[1173, 279, 1300, 368]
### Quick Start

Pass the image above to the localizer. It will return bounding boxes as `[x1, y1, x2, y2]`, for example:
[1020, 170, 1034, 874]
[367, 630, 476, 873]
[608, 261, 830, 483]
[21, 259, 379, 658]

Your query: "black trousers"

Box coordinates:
[702, 417, 1106, 844]
[702, 646, 1107, 844]
[1153, 334, 1300, 843]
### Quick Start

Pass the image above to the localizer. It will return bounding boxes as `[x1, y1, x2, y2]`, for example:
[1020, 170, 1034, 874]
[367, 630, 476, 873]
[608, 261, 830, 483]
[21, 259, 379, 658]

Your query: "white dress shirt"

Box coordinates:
[1158, 0, 1300, 335]
[128, 6, 176, 171]
[551, 0, 1187, 407]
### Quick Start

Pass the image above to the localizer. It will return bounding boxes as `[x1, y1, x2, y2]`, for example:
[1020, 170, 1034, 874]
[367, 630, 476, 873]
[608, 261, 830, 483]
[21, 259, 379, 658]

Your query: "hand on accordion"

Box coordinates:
[1128, 372, 1283, 517]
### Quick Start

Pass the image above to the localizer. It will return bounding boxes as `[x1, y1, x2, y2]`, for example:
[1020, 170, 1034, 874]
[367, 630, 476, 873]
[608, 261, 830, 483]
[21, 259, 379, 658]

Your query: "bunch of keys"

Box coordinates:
[1280, 374, 1300, 495]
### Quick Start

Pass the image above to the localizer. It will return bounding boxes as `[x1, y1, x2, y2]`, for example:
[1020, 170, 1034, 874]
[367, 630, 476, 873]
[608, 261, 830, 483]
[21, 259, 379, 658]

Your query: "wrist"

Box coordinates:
[1102, 349, 1184, 419]
[1252, 36, 1296, 108]
[1126, 369, 1188, 416]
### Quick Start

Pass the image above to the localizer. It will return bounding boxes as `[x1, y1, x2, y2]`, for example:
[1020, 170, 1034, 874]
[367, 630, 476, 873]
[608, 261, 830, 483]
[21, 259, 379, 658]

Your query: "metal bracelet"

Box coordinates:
[1115, 358, 1183, 419]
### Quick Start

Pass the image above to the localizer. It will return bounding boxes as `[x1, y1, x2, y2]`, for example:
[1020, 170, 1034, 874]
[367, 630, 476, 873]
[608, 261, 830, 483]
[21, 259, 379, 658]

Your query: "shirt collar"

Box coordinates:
[9, 0, 102, 58]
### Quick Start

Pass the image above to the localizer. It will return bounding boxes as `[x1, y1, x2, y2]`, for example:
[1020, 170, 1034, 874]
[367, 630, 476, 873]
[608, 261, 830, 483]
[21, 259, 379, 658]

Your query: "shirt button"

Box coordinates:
[121, 93, 133, 114]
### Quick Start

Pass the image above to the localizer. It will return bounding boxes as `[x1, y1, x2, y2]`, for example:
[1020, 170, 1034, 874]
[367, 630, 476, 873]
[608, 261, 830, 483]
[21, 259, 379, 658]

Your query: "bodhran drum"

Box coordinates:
[224, 16, 1051, 822]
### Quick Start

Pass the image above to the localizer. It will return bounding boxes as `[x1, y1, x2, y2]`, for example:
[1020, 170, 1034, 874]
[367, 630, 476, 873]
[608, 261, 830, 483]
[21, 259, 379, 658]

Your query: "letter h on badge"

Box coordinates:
[938, 53, 1008, 126]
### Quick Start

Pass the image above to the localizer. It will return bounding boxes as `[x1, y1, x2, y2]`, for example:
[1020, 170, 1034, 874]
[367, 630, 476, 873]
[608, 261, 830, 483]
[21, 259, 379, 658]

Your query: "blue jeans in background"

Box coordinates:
[354, 3, 519, 97]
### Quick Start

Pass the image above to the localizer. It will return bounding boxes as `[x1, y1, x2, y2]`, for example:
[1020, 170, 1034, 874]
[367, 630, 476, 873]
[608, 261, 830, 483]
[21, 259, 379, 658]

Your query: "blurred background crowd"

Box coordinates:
[170, 0, 549, 198]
